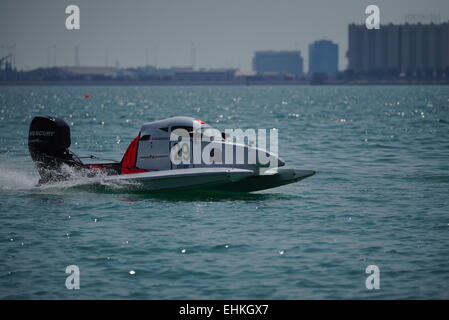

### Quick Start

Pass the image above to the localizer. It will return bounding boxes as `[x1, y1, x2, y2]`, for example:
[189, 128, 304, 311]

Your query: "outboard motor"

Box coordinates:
[28, 115, 82, 183]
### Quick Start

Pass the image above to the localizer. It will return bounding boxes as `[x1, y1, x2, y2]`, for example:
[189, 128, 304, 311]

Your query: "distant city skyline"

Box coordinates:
[1, 0, 448, 72]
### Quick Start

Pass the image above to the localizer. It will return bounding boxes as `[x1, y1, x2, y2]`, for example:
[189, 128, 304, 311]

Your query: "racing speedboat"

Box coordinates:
[28, 115, 315, 192]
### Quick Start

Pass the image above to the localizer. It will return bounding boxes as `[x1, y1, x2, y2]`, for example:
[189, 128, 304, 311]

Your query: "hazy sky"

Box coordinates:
[1, 0, 448, 72]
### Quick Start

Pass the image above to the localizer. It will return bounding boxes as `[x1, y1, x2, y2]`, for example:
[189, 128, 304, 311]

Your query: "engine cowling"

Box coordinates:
[28, 115, 80, 183]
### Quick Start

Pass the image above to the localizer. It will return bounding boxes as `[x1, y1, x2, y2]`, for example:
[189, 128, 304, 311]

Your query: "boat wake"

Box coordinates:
[0, 158, 139, 193]
[0, 164, 37, 191]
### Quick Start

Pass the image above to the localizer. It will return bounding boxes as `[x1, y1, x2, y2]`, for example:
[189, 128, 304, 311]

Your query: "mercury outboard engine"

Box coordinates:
[28, 115, 82, 184]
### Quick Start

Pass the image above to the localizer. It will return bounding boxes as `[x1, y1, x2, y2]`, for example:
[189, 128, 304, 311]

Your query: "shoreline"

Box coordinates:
[1, 80, 448, 86]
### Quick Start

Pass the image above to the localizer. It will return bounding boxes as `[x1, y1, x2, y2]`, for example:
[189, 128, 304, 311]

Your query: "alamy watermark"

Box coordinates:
[168, 121, 279, 173]
[365, 265, 380, 290]
[65, 265, 80, 290]
[365, 5, 380, 30]
[65, 5, 80, 30]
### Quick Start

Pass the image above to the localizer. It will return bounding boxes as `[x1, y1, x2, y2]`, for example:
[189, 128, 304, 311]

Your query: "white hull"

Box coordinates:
[210, 168, 316, 192]
[102, 167, 254, 192]
[99, 167, 315, 193]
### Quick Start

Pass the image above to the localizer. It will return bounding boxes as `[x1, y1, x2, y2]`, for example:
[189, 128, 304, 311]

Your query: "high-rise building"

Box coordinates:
[308, 40, 338, 75]
[253, 51, 303, 78]
[347, 22, 449, 77]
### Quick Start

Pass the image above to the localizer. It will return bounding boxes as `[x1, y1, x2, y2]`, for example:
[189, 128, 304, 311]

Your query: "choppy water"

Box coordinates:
[0, 85, 449, 299]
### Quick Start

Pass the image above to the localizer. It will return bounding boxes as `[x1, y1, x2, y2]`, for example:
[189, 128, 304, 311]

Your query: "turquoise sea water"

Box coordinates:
[0, 85, 448, 299]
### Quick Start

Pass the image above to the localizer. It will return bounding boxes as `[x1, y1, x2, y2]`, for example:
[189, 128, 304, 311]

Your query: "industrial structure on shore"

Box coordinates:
[347, 22, 449, 78]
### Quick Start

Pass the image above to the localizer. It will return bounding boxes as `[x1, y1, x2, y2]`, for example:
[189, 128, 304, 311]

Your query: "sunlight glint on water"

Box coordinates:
[1, 85, 449, 299]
